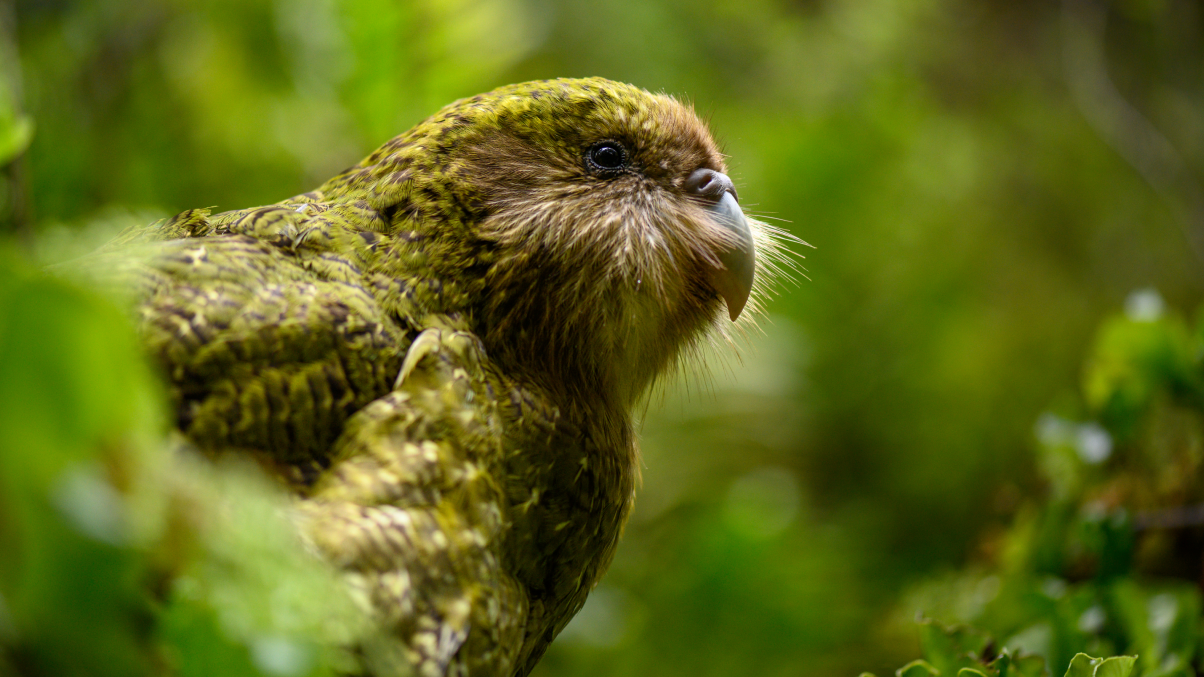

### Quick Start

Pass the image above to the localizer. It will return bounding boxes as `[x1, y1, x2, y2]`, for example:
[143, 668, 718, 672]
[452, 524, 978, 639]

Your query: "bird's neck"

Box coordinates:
[352, 204, 716, 422]
[473, 251, 712, 417]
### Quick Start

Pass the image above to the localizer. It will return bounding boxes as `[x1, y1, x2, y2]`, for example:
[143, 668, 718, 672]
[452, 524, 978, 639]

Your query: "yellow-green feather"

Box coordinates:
[93, 77, 763, 676]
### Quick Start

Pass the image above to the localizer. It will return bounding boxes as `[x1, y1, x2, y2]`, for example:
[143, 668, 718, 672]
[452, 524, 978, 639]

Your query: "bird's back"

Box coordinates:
[119, 205, 410, 485]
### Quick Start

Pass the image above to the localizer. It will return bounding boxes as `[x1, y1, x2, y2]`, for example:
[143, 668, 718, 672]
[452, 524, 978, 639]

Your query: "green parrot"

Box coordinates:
[97, 77, 790, 676]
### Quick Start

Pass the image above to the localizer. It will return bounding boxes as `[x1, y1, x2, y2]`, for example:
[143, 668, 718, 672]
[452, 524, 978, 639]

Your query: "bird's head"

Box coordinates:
[330, 78, 794, 410]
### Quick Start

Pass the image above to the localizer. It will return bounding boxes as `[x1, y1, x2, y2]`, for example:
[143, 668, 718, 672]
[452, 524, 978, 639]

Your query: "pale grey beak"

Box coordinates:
[686, 169, 756, 321]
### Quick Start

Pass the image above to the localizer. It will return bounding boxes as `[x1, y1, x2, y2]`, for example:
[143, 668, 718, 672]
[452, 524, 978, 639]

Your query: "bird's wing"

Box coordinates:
[85, 206, 409, 485]
[297, 328, 527, 676]
[93, 208, 533, 674]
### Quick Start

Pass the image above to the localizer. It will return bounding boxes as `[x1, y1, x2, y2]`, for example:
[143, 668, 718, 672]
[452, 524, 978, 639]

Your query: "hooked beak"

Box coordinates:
[705, 190, 756, 321]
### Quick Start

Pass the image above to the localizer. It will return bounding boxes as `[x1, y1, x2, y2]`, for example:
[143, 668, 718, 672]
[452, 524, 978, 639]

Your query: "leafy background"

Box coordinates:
[2, 1, 1203, 676]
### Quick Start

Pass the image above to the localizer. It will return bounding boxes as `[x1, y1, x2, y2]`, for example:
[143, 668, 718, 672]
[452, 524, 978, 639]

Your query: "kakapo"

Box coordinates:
[106, 78, 795, 676]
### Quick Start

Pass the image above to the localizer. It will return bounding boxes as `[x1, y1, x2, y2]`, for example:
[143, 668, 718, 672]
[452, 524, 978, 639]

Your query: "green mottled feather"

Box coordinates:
[88, 77, 776, 676]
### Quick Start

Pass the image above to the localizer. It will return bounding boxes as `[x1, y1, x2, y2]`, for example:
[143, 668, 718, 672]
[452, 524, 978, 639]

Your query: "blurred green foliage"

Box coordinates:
[863, 623, 1134, 677]
[2, 0, 1204, 676]
[0, 253, 375, 676]
[895, 301, 1204, 677]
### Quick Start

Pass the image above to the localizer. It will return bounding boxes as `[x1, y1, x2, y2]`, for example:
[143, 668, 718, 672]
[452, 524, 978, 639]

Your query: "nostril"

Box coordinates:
[685, 168, 737, 203]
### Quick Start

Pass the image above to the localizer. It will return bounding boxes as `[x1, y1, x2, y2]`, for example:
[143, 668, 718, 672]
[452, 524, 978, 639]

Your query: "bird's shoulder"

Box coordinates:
[108, 197, 426, 482]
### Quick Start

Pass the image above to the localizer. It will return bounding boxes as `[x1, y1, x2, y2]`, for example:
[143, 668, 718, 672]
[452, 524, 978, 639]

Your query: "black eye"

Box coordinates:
[587, 141, 628, 172]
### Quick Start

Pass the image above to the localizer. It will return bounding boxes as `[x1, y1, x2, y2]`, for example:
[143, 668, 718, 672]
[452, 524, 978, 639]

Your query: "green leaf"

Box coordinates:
[159, 597, 262, 677]
[921, 621, 992, 660]
[1144, 667, 1191, 677]
[1154, 589, 1201, 662]
[0, 113, 32, 166]
[1009, 653, 1048, 677]
[989, 649, 1048, 677]
[1064, 654, 1098, 677]
[1083, 313, 1198, 438]
[1092, 656, 1136, 677]
[991, 650, 1014, 677]
[1060, 653, 1136, 677]
[920, 621, 992, 677]
[0, 250, 164, 675]
[898, 660, 942, 677]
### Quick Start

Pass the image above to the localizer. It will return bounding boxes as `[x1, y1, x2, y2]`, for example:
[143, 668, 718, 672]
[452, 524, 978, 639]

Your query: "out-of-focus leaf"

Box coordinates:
[0, 247, 373, 675]
[997, 651, 1048, 677]
[921, 621, 992, 677]
[1156, 589, 1200, 664]
[990, 648, 1051, 677]
[0, 249, 165, 676]
[1083, 314, 1199, 439]
[0, 113, 32, 166]
[157, 454, 370, 677]
[898, 659, 941, 677]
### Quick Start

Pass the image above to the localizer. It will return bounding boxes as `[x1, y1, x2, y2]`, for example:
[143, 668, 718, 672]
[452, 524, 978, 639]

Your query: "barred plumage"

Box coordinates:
[94, 77, 787, 676]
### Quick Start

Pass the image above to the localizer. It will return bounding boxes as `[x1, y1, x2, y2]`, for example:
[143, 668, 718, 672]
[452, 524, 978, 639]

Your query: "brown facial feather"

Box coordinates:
[333, 79, 750, 408]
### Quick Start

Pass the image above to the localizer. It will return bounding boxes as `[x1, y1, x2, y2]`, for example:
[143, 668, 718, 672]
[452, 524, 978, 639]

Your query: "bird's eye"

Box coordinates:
[587, 141, 628, 172]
